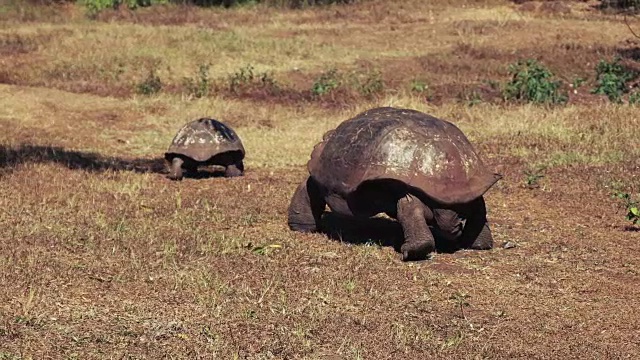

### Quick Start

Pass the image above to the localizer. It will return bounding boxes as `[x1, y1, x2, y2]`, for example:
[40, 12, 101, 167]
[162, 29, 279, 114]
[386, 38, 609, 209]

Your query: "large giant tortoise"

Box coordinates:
[165, 118, 245, 180]
[287, 107, 502, 261]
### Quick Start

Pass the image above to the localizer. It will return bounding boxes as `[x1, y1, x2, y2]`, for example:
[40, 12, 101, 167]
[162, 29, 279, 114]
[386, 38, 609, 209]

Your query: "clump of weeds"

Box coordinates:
[311, 68, 341, 97]
[183, 63, 212, 99]
[502, 59, 567, 105]
[350, 69, 385, 98]
[613, 190, 640, 227]
[591, 57, 637, 103]
[523, 165, 546, 189]
[136, 67, 162, 95]
[228, 64, 280, 96]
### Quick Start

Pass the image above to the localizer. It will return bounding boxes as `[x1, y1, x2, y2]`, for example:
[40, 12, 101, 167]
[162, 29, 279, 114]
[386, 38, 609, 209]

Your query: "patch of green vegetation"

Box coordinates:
[524, 166, 545, 189]
[502, 59, 567, 104]
[228, 64, 279, 95]
[613, 191, 640, 226]
[79, 0, 168, 17]
[591, 57, 636, 103]
[136, 68, 162, 95]
[310, 67, 384, 98]
[311, 68, 340, 96]
[248, 243, 281, 256]
[628, 90, 640, 104]
[229, 64, 257, 92]
[599, 0, 640, 12]
[410, 79, 429, 94]
[457, 87, 482, 107]
[184, 0, 358, 7]
[79, 0, 360, 17]
[350, 69, 384, 98]
[183, 63, 211, 99]
[571, 76, 586, 90]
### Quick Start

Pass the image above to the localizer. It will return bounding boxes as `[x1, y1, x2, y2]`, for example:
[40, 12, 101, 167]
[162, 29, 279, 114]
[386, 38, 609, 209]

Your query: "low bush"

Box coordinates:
[136, 68, 162, 95]
[183, 63, 211, 99]
[502, 59, 567, 104]
[591, 57, 637, 103]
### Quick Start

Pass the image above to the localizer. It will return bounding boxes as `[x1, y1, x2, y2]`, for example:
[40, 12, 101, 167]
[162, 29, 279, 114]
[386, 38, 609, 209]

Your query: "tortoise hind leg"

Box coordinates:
[397, 194, 436, 261]
[224, 160, 244, 177]
[168, 157, 184, 181]
[287, 177, 326, 232]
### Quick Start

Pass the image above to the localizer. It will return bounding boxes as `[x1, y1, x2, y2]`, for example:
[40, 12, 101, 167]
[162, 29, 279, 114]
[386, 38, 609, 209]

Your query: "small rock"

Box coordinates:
[503, 241, 517, 249]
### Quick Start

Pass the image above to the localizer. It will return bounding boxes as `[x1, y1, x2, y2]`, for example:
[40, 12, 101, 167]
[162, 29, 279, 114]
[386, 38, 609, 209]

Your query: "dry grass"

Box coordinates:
[1, 0, 640, 358]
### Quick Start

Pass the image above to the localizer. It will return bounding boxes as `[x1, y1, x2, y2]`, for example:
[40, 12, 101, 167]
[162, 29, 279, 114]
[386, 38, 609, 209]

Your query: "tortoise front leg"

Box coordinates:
[460, 197, 493, 250]
[397, 194, 436, 261]
[287, 176, 326, 232]
[224, 160, 244, 177]
[459, 197, 494, 250]
[466, 223, 494, 250]
[168, 157, 184, 181]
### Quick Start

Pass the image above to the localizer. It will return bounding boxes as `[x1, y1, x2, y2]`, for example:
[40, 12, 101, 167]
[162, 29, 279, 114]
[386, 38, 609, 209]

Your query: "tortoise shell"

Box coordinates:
[308, 107, 501, 205]
[165, 118, 245, 163]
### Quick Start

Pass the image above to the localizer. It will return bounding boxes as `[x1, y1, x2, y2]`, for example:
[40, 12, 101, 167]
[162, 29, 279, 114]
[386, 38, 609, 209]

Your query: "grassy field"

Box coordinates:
[1, 0, 640, 358]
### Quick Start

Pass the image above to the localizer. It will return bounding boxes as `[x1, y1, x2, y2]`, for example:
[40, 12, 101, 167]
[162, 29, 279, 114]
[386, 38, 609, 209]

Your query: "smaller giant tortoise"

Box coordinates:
[165, 118, 245, 181]
[287, 107, 502, 261]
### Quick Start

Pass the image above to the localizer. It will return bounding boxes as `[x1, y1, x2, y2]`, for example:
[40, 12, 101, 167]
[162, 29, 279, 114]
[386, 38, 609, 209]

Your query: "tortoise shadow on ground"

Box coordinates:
[319, 212, 460, 255]
[180, 168, 228, 179]
[0, 144, 231, 179]
[0, 144, 170, 176]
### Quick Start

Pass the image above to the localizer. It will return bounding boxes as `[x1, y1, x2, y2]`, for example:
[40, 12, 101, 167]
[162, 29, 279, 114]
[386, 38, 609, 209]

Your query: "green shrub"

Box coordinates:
[599, 0, 640, 12]
[502, 59, 567, 104]
[79, 0, 362, 16]
[352, 69, 384, 97]
[176, 0, 357, 7]
[183, 63, 211, 99]
[176, 0, 252, 6]
[410, 79, 428, 93]
[228, 64, 279, 95]
[613, 191, 640, 225]
[79, 0, 167, 17]
[629, 90, 640, 104]
[228, 64, 255, 93]
[591, 57, 636, 103]
[136, 68, 162, 95]
[311, 68, 340, 96]
[457, 88, 482, 107]
[523, 166, 545, 189]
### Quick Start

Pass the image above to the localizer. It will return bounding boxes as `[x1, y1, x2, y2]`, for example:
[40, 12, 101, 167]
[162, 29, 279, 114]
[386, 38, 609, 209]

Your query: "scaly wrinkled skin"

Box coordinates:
[455, 197, 493, 250]
[287, 177, 326, 232]
[168, 157, 184, 181]
[287, 177, 493, 261]
[224, 161, 245, 177]
[396, 194, 436, 261]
